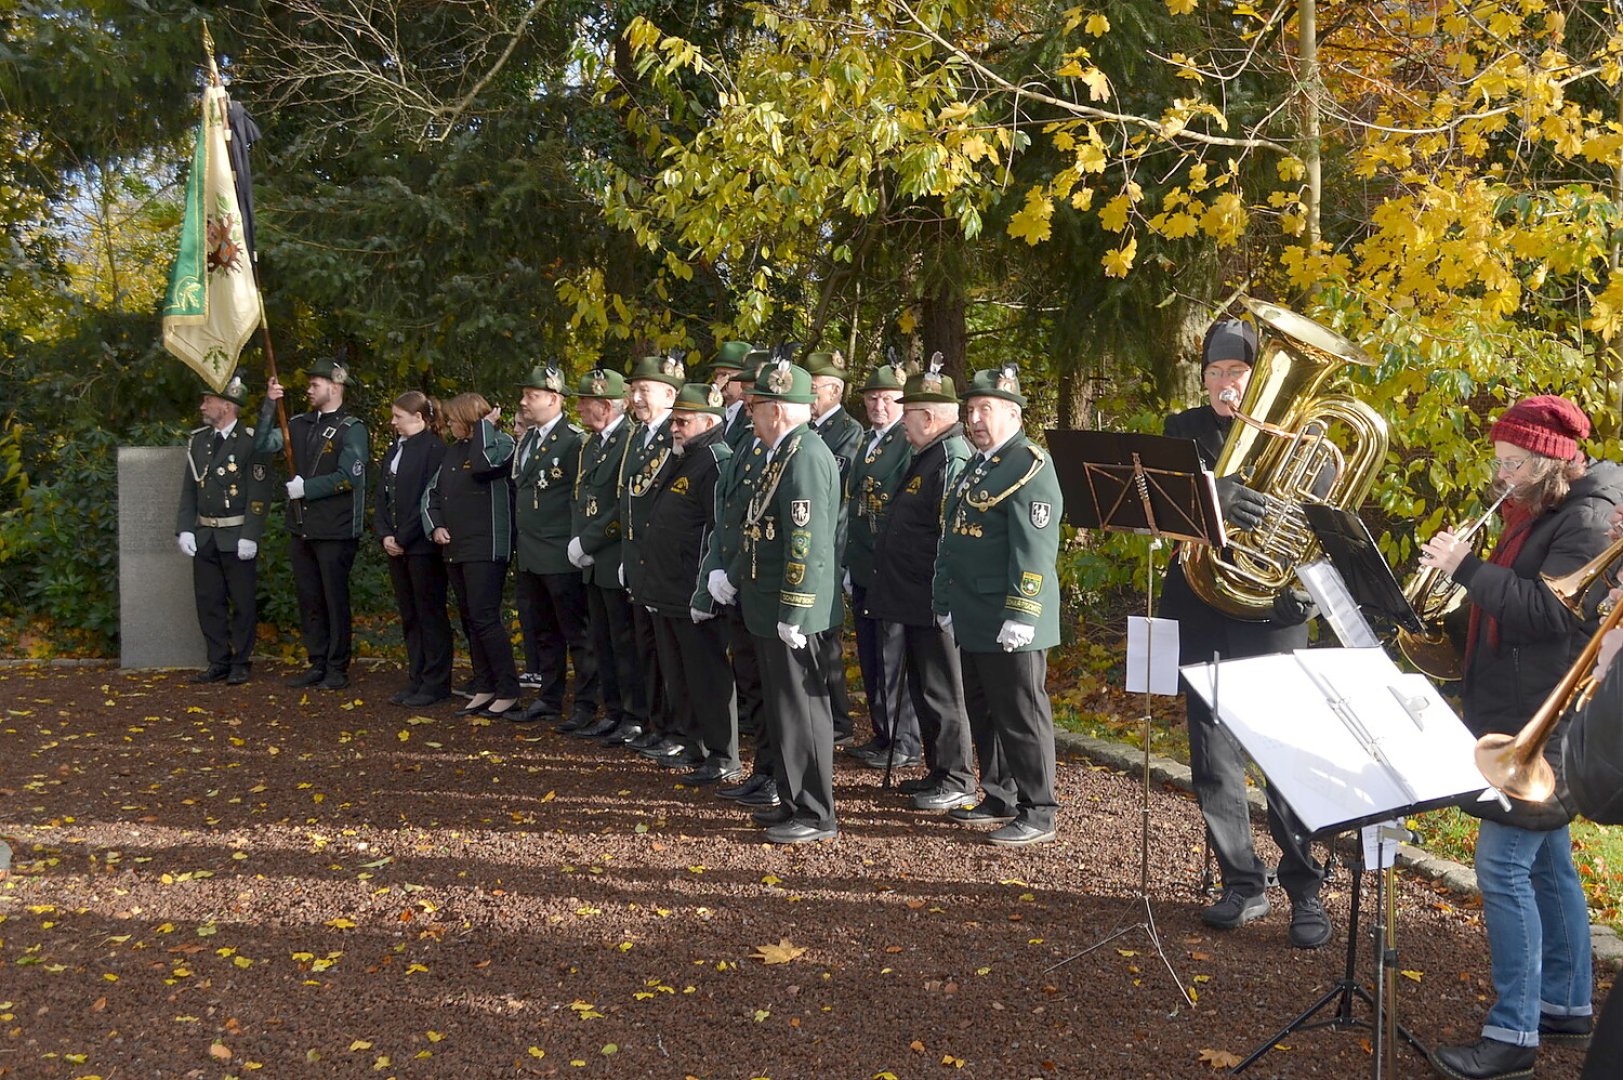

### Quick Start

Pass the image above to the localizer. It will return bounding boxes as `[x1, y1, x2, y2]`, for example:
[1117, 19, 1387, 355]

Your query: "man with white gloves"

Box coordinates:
[176, 375, 273, 685]
[932, 365, 1064, 847]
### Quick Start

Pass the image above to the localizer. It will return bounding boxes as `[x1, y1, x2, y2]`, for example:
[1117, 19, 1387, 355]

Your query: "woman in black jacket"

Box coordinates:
[424, 393, 520, 719]
[1421, 395, 1620, 1080]
[377, 392, 452, 707]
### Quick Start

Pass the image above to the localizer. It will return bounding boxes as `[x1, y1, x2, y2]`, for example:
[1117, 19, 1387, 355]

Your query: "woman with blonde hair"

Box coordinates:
[423, 392, 521, 718]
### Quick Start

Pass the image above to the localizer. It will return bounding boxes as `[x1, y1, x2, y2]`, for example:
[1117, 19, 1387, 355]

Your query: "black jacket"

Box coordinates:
[1454, 459, 1623, 827]
[864, 429, 971, 627]
[638, 423, 730, 616]
[423, 420, 516, 564]
[1563, 659, 1623, 825]
[375, 430, 446, 556]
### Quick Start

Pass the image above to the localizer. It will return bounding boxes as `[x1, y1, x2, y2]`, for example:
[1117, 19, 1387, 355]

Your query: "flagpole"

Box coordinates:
[203, 23, 302, 526]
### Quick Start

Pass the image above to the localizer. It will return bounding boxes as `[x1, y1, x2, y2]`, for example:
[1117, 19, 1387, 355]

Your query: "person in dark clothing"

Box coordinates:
[806, 351, 861, 743]
[1422, 395, 1618, 1080]
[423, 392, 521, 720]
[863, 367, 975, 810]
[261, 358, 369, 690]
[1157, 318, 1331, 949]
[642, 383, 739, 783]
[376, 391, 452, 707]
[1561, 607, 1623, 1080]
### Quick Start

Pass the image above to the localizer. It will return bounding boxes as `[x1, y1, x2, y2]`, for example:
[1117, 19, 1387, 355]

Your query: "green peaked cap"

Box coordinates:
[803, 350, 848, 378]
[568, 367, 628, 399]
[962, 363, 1028, 408]
[519, 364, 568, 393]
[751, 360, 817, 404]
[628, 354, 686, 389]
[673, 382, 726, 415]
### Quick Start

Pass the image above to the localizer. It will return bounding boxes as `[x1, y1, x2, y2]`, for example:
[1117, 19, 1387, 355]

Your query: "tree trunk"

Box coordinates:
[1298, 0, 1322, 253]
[919, 278, 966, 385]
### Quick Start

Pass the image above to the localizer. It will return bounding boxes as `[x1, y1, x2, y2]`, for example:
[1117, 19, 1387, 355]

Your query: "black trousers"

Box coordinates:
[756, 630, 837, 831]
[817, 594, 853, 739]
[892, 620, 973, 792]
[724, 605, 765, 736]
[959, 648, 1058, 831]
[853, 583, 918, 752]
[387, 552, 452, 697]
[447, 559, 519, 699]
[587, 584, 643, 724]
[632, 602, 669, 734]
[515, 572, 544, 674]
[517, 568, 598, 719]
[1161, 562, 1322, 902]
[289, 536, 357, 673]
[193, 529, 257, 669]
[653, 612, 738, 769]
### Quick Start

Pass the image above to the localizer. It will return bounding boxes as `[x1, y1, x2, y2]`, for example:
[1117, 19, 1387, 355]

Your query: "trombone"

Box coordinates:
[1474, 535, 1623, 801]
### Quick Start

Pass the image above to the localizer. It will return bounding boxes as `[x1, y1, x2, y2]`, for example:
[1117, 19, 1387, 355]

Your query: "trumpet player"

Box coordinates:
[1419, 395, 1620, 1080]
[1159, 318, 1332, 949]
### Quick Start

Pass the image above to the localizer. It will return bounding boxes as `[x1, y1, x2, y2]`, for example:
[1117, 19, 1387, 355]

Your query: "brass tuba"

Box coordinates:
[1181, 298, 1390, 621]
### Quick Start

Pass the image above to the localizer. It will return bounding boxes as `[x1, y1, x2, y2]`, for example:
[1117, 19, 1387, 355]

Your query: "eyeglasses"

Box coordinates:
[1492, 454, 1531, 473]
[1203, 365, 1250, 381]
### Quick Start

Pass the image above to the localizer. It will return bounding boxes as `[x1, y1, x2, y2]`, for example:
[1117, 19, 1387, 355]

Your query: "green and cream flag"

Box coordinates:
[162, 84, 260, 393]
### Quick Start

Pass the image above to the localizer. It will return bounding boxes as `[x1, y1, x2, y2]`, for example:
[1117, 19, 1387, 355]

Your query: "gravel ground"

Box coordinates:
[0, 664, 1602, 1079]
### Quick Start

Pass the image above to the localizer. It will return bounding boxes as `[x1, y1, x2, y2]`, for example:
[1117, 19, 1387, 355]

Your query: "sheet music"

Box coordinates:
[1181, 647, 1487, 834]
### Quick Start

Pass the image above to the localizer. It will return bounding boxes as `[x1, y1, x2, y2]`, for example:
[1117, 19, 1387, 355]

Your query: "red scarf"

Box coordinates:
[1464, 498, 1541, 667]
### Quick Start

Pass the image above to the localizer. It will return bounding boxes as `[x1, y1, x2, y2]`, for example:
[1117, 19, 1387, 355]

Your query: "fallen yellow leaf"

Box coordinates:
[751, 938, 808, 965]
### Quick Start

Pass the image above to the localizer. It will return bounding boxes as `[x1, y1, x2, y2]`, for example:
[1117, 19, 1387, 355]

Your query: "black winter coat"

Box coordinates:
[375, 430, 446, 556]
[1455, 458, 1623, 828]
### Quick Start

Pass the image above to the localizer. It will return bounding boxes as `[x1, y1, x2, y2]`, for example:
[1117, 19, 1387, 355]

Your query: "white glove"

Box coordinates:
[691, 607, 716, 623]
[777, 621, 808, 650]
[936, 612, 952, 633]
[567, 537, 594, 568]
[285, 475, 306, 500]
[707, 568, 738, 606]
[236, 538, 257, 561]
[177, 531, 197, 558]
[619, 564, 626, 587]
[996, 619, 1035, 652]
[843, 569, 853, 596]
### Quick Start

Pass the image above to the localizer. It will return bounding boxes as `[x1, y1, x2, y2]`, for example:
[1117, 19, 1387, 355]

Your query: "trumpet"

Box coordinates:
[1476, 535, 1623, 801]
[1395, 489, 1510, 681]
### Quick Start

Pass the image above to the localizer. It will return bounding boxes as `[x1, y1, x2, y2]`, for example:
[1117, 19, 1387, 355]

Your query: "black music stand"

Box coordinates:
[1301, 504, 1425, 635]
[1044, 429, 1226, 1007]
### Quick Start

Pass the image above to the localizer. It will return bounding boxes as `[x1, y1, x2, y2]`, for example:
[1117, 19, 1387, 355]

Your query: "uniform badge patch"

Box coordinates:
[905, 476, 922, 494]
[671, 476, 690, 495]
[785, 561, 806, 586]
[790, 531, 811, 559]
[251, 501, 265, 516]
[1029, 501, 1052, 529]
[351, 461, 364, 477]
[790, 500, 811, 527]
[1019, 571, 1043, 597]
[252, 463, 267, 481]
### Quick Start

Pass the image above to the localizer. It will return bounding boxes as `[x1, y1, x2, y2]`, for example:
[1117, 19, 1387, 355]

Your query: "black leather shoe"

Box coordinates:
[390, 687, 416, 705]
[987, 820, 1057, 847]
[191, 665, 229, 684]
[751, 804, 794, 826]
[735, 780, 781, 807]
[844, 738, 887, 758]
[402, 691, 449, 708]
[320, 671, 349, 691]
[480, 699, 521, 721]
[456, 695, 495, 717]
[896, 776, 939, 795]
[1538, 1013, 1592, 1047]
[911, 787, 977, 812]
[716, 774, 770, 801]
[1430, 1038, 1535, 1080]
[682, 763, 741, 785]
[862, 750, 921, 769]
[226, 667, 251, 686]
[512, 702, 557, 725]
[947, 802, 1016, 827]
[599, 722, 644, 747]
[1201, 888, 1270, 929]
[659, 750, 705, 769]
[637, 737, 685, 760]
[1288, 897, 1332, 949]
[627, 730, 664, 751]
[285, 667, 326, 688]
[765, 820, 838, 844]
[572, 716, 618, 739]
[554, 714, 594, 734]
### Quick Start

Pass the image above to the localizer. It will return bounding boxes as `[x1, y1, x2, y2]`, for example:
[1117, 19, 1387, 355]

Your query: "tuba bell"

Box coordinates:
[1181, 298, 1390, 621]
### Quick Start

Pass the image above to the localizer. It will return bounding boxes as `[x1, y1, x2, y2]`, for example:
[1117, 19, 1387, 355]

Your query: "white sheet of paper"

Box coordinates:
[1361, 820, 1406, 870]
[1181, 647, 1487, 834]
[1126, 616, 1181, 695]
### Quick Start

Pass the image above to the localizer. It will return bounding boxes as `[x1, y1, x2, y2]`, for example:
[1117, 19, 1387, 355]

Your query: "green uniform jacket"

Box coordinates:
[693, 435, 767, 607]
[844, 421, 914, 590]
[721, 403, 754, 450]
[933, 431, 1063, 652]
[514, 418, 585, 576]
[812, 405, 864, 565]
[738, 425, 841, 638]
[620, 415, 674, 598]
[422, 419, 516, 563]
[176, 423, 274, 547]
[572, 416, 632, 589]
[256, 403, 370, 539]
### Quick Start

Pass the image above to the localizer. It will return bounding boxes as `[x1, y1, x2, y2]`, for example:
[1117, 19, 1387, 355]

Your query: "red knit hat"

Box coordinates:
[1489, 395, 1590, 462]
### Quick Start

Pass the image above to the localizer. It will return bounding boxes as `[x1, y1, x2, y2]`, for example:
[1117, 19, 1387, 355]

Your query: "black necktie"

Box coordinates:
[212, 431, 225, 455]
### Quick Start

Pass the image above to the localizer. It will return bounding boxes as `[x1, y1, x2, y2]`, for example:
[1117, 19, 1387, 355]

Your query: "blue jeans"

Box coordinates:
[1475, 819, 1593, 1046]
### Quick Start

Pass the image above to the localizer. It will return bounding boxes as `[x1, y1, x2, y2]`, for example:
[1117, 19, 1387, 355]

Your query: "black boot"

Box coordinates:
[1430, 1038, 1535, 1080]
